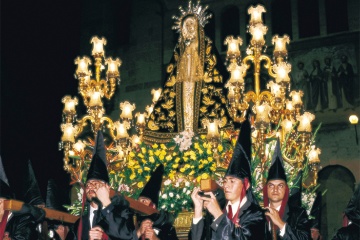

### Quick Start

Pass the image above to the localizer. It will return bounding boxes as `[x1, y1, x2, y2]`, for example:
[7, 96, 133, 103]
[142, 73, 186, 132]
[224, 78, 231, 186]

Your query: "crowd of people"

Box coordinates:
[292, 55, 356, 112]
[0, 125, 359, 239]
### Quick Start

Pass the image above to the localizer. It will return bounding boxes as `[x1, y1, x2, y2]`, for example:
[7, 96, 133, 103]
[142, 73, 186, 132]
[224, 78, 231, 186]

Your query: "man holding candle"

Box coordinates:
[190, 118, 266, 239]
[263, 139, 311, 240]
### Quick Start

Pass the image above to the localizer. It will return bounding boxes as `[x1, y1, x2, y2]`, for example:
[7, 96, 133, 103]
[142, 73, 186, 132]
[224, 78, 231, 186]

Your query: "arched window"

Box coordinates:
[298, 0, 320, 38]
[325, 0, 348, 34]
[271, 0, 292, 39]
[204, 10, 216, 45]
[221, 6, 239, 51]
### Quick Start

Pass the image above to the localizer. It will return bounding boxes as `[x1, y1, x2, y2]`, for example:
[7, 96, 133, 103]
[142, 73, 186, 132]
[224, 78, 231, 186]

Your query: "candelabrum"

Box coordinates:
[59, 36, 148, 182]
[223, 5, 320, 187]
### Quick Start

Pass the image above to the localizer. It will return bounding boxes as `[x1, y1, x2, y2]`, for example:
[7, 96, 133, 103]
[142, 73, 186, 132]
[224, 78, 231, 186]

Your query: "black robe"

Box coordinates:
[190, 200, 266, 240]
[332, 222, 360, 240]
[264, 205, 311, 240]
[5, 213, 38, 239]
[73, 195, 135, 240]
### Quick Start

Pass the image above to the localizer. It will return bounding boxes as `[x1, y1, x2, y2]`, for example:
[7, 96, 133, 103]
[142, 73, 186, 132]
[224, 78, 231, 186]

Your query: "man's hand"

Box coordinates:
[265, 207, 286, 229]
[89, 226, 104, 240]
[137, 219, 153, 238]
[96, 184, 111, 208]
[191, 187, 203, 218]
[201, 192, 223, 220]
[144, 228, 160, 240]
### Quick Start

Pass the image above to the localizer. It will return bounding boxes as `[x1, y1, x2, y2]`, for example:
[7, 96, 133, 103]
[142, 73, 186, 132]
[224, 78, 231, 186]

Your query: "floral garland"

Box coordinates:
[66, 129, 319, 217]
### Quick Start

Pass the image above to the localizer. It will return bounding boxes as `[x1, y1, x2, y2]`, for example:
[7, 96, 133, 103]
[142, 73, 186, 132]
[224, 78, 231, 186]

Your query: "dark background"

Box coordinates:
[1, 0, 83, 202]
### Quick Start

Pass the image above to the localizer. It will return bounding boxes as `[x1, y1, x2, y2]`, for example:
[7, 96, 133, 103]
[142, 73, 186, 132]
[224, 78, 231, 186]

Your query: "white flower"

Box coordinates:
[162, 194, 167, 199]
[161, 205, 166, 209]
[173, 136, 182, 144]
[171, 203, 174, 208]
[185, 181, 190, 187]
[169, 192, 174, 197]
[176, 194, 180, 199]
[183, 188, 187, 193]
[175, 182, 180, 187]
[186, 190, 191, 195]
[118, 184, 130, 192]
[164, 179, 172, 186]
[183, 200, 187, 204]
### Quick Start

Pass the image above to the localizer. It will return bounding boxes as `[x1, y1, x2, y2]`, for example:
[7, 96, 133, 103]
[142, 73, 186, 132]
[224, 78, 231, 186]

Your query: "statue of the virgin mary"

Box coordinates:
[143, 1, 233, 143]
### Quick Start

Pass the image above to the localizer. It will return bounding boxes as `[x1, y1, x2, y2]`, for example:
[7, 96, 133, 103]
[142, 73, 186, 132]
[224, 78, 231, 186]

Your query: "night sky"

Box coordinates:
[1, 1, 83, 201]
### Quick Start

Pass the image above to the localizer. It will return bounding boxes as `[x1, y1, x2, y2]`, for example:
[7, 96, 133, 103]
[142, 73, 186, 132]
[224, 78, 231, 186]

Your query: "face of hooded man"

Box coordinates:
[85, 179, 106, 201]
[267, 179, 286, 204]
[223, 176, 244, 204]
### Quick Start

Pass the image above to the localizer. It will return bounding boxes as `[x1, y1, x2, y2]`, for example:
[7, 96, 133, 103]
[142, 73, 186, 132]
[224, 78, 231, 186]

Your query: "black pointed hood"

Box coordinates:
[344, 182, 360, 223]
[310, 191, 322, 230]
[289, 170, 303, 207]
[45, 179, 66, 212]
[139, 164, 164, 206]
[0, 156, 13, 199]
[225, 118, 252, 181]
[21, 159, 44, 205]
[86, 131, 109, 183]
[267, 139, 287, 182]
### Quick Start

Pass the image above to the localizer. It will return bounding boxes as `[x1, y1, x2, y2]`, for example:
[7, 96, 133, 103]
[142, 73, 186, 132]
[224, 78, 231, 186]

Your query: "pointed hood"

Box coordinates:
[86, 131, 109, 183]
[344, 182, 360, 223]
[225, 118, 251, 181]
[139, 164, 164, 206]
[45, 179, 67, 212]
[21, 159, 44, 205]
[267, 138, 287, 182]
[289, 170, 303, 207]
[0, 156, 13, 199]
[310, 191, 322, 230]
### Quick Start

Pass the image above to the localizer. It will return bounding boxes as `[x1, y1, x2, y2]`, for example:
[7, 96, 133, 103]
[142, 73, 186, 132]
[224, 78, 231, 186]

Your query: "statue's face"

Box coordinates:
[182, 16, 197, 41]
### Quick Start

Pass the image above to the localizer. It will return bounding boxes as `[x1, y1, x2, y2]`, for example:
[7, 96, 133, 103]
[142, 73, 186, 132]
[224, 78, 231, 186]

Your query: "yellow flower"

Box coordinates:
[194, 142, 200, 149]
[145, 175, 150, 181]
[149, 156, 155, 163]
[203, 142, 209, 148]
[172, 152, 177, 156]
[180, 168, 185, 173]
[218, 145, 223, 152]
[169, 171, 175, 179]
[196, 176, 202, 182]
[141, 147, 146, 154]
[203, 159, 209, 164]
[198, 149, 203, 154]
[109, 170, 115, 174]
[144, 167, 151, 171]
[137, 182, 144, 188]
[200, 135, 206, 140]
[201, 173, 209, 179]
[148, 150, 154, 156]
[206, 149, 211, 155]
[159, 155, 165, 161]
[155, 150, 161, 156]
[142, 159, 147, 164]
[210, 166, 216, 172]
[152, 144, 159, 149]
[175, 157, 180, 163]
[130, 174, 136, 180]
[207, 157, 213, 162]
[183, 157, 189, 162]
[184, 164, 190, 169]
[129, 152, 135, 157]
[137, 153, 144, 158]
[160, 144, 167, 150]
[189, 170, 195, 176]
[166, 155, 172, 161]
[172, 163, 178, 169]
[199, 164, 204, 169]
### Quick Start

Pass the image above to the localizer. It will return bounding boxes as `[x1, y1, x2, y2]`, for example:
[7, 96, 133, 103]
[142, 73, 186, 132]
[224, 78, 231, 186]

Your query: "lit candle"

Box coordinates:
[61, 123, 78, 142]
[227, 85, 236, 102]
[62, 96, 78, 113]
[249, 23, 267, 46]
[267, 81, 281, 97]
[151, 88, 162, 103]
[90, 36, 107, 56]
[131, 135, 141, 146]
[114, 121, 129, 139]
[290, 91, 303, 105]
[273, 62, 291, 83]
[224, 36, 242, 59]
[74, 57, 91, 75]
[248, 4, 266, 25]
[120, 101, 136, 120]
[146, 104, 154, 116]
[272, 35, 290, 56]
[281, 119, 294, 134]
[73, 140, 85, 152]
[349, 115, 359, 124]
[135, 112, 147, 125]
[285, 99, 294, 111]
[89, 91, 103, 107]
[297, 112, 315, 132]
[106, 57, 122, 74]
[204, 119, 221, 139]
[253, 103, 272, 125]
[228, 62, 246, 83]
[308, 145, 321, 164]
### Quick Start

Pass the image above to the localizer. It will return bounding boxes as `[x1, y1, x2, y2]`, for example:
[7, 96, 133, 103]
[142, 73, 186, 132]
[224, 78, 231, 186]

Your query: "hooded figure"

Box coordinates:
[73, 131, 134, 240]
[310, 192, 322, 240]
[190, 117, 266, 240]
[46, 179, 76, 240]
[0, 155, 38, 239]
[135, 164, 178, 240]
[332, 182, 360, 240]
[263, 139, 311, 240]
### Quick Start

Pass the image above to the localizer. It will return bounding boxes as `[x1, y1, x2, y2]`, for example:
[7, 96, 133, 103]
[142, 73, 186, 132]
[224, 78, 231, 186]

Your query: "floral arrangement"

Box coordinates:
[66, 128, 320, 217]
